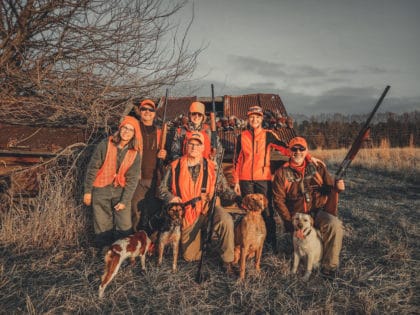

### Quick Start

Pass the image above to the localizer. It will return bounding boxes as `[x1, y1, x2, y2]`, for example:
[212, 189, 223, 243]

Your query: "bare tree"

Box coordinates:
[0, 0, 201, 127]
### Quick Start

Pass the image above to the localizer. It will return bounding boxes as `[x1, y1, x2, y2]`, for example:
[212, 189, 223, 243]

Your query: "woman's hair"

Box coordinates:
[111, 129, 139, 150]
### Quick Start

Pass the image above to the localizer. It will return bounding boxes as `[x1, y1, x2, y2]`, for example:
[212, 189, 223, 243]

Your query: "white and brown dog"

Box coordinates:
[233, 193, 268, 280]
[157, 203, 183, 272]
[98, 231, 151, 298]
[291, 212, 323, 281]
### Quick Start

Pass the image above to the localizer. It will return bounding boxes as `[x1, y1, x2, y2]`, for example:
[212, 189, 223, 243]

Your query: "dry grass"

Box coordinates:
[0, 148, 419, 314]
[312, 146, 419, 175]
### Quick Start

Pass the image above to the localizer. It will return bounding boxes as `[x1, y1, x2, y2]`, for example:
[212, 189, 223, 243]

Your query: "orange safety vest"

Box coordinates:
[179, 124, 212, 159]
[170, 156, 216, 228]
[93, 138, 138, 188]
[235, 129, 283, 182]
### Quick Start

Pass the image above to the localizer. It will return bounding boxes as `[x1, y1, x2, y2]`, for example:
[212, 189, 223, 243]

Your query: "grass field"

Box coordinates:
[0, 147, 419, 314]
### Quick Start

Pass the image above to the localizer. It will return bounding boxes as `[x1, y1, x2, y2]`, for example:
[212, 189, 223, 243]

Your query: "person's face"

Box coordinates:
[139, 105, 155, 124]
[248, 114, 263, 129]
[290, 145, 308, 165]
[186, 140, 204, 158]
[119, 123, 135, 142]
[189, 111, 204, 126]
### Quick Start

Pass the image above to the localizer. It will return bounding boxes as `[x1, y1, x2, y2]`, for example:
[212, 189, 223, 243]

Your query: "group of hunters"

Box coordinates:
[83, 98, 345, 278]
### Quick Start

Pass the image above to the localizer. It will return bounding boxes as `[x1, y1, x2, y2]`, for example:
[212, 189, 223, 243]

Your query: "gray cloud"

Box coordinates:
[174, 80, 418, 115]
[227, 55, 287, 77]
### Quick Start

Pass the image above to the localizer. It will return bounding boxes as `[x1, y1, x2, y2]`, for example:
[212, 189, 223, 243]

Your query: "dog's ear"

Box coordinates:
[262, 195, 268, 209]
[241, 194, 251, 210]
[310, 216, 314, 226]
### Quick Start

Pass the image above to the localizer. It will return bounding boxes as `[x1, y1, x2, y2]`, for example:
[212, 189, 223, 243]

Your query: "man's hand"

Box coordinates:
[170, 196, 182, 204]
[83, 193, 92, 206]
[157, 149, 167, 160]
[114, 203, 126, 211]
[335, 179, 345, 192]
[234, 183, 241, 196]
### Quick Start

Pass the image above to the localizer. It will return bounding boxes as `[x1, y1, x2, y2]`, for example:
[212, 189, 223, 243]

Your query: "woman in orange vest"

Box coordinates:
[233, 105, 319, 251]
[169, 101, 221, 162]
[83, 115, 141, 250]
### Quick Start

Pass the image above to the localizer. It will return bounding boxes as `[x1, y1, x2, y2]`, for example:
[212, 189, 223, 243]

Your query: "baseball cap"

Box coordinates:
[247, 106, 264, 116]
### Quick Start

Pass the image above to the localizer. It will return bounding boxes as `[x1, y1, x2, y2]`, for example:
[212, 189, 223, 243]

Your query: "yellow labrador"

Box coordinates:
[291, 212, 323, 281]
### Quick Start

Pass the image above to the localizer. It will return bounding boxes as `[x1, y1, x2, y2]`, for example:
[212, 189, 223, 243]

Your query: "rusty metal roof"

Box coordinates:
[154, 93, 288, 121]
[224, 93, 288, 120]
[155, 96, 197, 121]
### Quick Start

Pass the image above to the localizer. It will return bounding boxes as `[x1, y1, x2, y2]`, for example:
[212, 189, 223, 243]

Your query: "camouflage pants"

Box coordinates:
[181, 206, 235, 263]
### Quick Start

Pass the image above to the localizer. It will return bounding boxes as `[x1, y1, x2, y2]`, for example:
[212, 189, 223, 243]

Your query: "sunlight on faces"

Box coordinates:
[120, 123, 135, 141]
[248, 114, 263, 129]
[291, 145, 308, 165]
[186, 139, 204, 158]
[139, 105, 156, 124]
[189, 111, 204, 126]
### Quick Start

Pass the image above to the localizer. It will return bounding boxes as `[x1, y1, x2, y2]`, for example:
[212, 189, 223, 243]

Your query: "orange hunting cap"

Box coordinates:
[189, 101, 205, 115]
[187, 132, 204, 144]
[139, 99, 156, 109]
[247, 105, 264, 116]
[119, 115, 142, 151]
[288, 136, 308, 149]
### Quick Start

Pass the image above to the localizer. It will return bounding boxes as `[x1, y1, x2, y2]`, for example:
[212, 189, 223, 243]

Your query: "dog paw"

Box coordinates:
[302, 272, 311, 282]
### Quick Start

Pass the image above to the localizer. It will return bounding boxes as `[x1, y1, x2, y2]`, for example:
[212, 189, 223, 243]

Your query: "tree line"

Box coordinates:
[293, 111, 419, 149]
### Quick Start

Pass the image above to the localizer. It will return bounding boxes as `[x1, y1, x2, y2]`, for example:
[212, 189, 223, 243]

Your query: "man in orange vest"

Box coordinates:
[169, 101, 221, 162]
[83, 116, 141, 250]
[159, 132, 237, 273]
[131, 99, 167, 233]
[272, 136, 345, 277]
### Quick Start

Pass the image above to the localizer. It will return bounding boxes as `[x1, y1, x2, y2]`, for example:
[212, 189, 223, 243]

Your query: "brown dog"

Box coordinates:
[98, 231, 151, 298]
[233, 193, 268, 280]
[157, 203, 183, 272]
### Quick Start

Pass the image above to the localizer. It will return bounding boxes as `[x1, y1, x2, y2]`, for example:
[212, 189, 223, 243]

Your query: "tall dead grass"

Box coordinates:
[0, 154, 91, 252]
[311, 145, 419, 173]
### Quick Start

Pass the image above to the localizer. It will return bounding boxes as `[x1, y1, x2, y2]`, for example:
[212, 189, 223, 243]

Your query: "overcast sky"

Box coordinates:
[172, 0, 419, 115]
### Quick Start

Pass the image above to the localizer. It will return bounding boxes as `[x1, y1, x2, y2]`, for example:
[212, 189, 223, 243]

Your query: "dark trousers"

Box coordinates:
[131, 178, 162, 235]
[239, 180, 277, 250]
[92, 186, 133, 249]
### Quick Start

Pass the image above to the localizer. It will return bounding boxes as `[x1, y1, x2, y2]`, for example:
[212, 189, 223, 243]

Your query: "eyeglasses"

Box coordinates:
[290, 146, 306, 152]
[120, 126, 135, 133]
[187, 142, 202, 148]
[140, 107, 155, 112]
[190, 112, 204, 117]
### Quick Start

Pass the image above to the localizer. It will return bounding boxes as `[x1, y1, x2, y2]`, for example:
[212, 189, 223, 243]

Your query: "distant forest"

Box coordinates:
[293, 111, 419, 149]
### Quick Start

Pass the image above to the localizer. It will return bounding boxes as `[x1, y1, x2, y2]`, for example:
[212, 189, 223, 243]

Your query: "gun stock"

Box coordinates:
[210, 84, 217, 149]
[324, 86, 390, 215]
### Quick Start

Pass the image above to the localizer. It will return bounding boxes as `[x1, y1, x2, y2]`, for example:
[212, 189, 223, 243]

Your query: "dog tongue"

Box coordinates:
[295, 229, 305, 239]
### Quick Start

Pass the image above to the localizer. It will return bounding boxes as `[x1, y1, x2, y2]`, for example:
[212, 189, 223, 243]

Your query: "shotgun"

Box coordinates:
[195, 147, 225, 283]
[157, 89, 169, 174]
[209, 84, 217, 155]
[325, 85, 390, 215]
